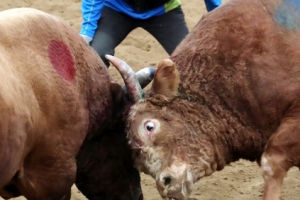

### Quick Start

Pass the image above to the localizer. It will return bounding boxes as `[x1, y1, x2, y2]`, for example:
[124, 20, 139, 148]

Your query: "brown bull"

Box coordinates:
[0, 7, 153, 200]
[107, 0, 300, 199]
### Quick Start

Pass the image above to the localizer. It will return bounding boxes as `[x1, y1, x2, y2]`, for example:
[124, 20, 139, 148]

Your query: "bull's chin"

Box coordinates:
[159, 192, 190, 200]
[157, 182, 194, 200]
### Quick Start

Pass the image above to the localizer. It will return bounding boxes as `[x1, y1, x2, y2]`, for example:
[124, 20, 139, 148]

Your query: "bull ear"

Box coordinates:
[151, 59, 180, 101]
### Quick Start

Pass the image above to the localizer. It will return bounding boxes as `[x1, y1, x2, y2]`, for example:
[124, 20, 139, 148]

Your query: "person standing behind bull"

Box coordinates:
[205, 0, 222, 11]
[80, 0, 189, 67]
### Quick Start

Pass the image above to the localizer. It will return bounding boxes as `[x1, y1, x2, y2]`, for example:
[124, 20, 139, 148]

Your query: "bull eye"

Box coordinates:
[145, 121, 155, 132]
[143, 119, 159, 138]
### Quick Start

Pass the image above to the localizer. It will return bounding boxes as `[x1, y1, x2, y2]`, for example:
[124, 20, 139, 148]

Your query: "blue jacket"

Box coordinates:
[80, 0, 181, 39]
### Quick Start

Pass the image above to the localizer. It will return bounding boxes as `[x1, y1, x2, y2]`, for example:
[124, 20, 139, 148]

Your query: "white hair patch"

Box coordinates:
[261, 156, 274, 178]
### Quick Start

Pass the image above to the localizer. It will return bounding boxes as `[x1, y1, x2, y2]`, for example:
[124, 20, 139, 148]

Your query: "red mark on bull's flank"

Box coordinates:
[48, 40, 76, 81]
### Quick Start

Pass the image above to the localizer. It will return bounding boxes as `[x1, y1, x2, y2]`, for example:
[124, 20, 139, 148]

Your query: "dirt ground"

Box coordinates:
[1, 0, 300, 199]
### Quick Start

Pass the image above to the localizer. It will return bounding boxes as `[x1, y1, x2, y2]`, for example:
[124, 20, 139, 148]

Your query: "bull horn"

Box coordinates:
[135, 67, 156, 89]
[105, 55, 145, 102]
[121, 67, 156, 97]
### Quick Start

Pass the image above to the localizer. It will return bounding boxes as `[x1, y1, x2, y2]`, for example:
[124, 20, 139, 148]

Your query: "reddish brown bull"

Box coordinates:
[0, 7, 153, 200]
[107, 0, 300, 199]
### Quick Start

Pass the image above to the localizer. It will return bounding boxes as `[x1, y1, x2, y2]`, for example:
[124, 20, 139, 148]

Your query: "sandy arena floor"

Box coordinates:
[0, 0, 300, 199]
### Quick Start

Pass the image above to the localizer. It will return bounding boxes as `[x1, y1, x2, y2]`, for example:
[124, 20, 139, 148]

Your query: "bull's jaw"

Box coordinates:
[133, 147, 195, 199]
[153, 148, 218, 200]
[154, 158, 217, 200]
[132, 135, 218, 199]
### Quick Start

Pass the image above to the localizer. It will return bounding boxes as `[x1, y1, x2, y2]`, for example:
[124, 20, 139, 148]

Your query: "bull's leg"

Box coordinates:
[16, 162, 74, 200]
[14, 158, 75, 200]
[261, 118, 300, 200]
[13, 140, 77, 200]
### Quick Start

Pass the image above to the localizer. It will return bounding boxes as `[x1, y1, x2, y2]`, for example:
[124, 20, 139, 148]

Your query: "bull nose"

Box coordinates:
[161, 175, 172, 187]
[157, 173, 190, 200]
[156, 173, 175, 199]
[155, 163, 193, 200]
[157, 172, 177, 192]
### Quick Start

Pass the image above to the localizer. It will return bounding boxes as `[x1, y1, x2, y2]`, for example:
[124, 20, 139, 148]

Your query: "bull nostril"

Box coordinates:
[163, 177, 171, 186]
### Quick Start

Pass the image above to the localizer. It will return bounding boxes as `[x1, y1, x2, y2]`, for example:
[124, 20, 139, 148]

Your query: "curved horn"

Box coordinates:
[121, 67, 156, 98]
[106, 55, 157, 100]
[105, 55, 144, 102]
[135, 67, 156, 89]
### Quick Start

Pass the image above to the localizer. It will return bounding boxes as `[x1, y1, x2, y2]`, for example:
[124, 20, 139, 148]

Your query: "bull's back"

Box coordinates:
[0, 7, 87, 146]
[172, 0, 300, 129]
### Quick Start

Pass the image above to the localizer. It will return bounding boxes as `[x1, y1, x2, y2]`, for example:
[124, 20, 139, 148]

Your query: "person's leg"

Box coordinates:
[204, 0, 222, 12]
[140, 6, 189, 55]
[90, 6, 135, 67]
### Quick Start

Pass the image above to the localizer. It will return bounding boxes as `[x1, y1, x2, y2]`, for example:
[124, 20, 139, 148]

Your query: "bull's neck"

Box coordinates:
[178, 90, 266, 170]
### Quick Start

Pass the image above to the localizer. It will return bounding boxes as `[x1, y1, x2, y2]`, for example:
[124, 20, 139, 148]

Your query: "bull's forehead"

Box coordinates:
[128, 100, 164, 122]
[128, 100, 147, 120]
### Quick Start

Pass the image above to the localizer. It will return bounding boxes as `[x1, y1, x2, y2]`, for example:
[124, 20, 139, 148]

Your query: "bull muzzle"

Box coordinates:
[156, 163, 194, 200]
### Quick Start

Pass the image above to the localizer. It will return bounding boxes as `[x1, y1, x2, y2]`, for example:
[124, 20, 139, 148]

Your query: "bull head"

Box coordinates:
[105, 55, 196, 200]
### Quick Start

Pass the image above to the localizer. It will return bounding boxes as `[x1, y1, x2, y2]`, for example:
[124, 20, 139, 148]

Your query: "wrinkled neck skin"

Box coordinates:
[162, 93, 265, 181]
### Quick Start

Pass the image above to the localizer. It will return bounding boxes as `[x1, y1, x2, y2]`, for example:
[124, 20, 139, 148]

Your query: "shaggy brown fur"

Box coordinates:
[123, 0, 300, 199]
[0, 8, 141, 200]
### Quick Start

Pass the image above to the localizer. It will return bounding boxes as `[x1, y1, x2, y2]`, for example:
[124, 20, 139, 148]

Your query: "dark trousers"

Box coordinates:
[90, 6, 189, 67]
